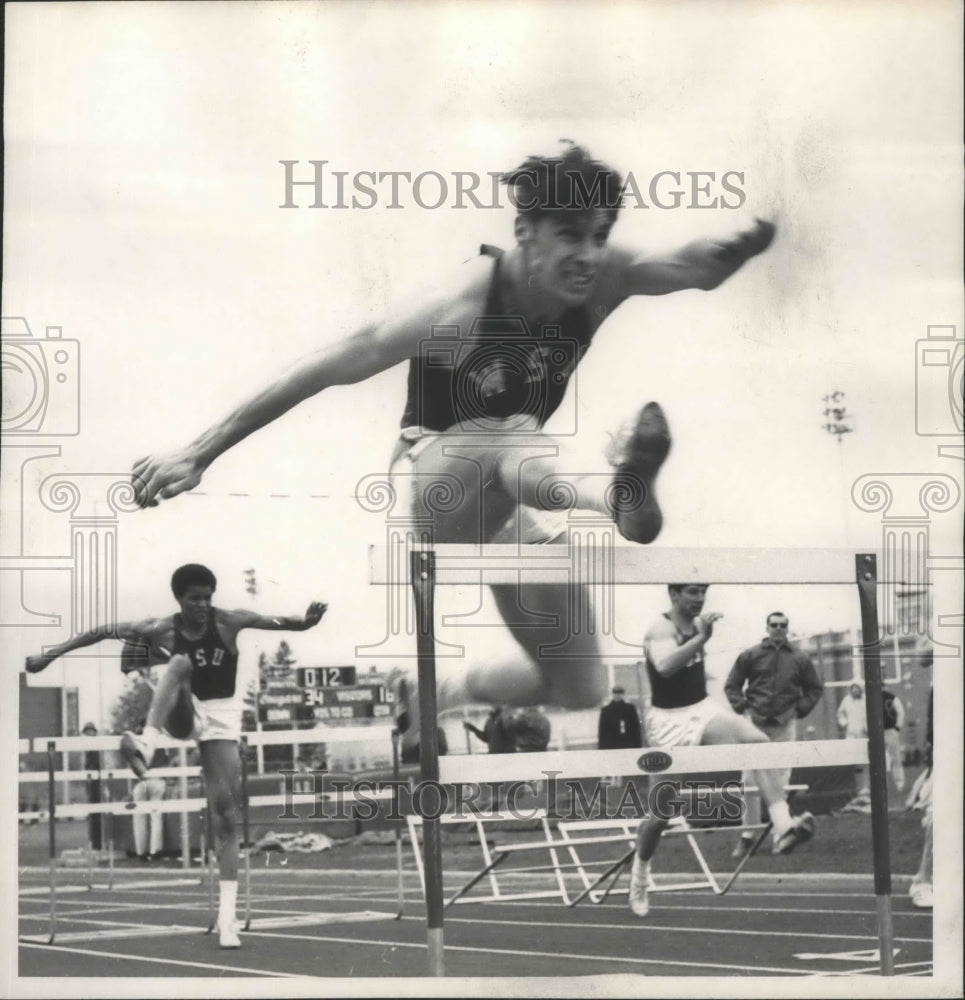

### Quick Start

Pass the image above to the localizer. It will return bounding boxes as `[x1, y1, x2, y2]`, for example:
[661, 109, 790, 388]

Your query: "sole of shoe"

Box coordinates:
[611, 402, 672, 545]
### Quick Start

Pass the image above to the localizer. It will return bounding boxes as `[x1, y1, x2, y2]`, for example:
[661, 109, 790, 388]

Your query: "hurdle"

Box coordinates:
[370, 543, 902, 977]
[406, 810, 568, 905]
[19, 724, 405, 944]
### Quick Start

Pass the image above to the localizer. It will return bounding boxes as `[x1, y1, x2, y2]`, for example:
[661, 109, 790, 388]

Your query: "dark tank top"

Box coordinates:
[400, 246, 595, 431]
[646, 614, 708, 709]
[173, 612, 239, 701]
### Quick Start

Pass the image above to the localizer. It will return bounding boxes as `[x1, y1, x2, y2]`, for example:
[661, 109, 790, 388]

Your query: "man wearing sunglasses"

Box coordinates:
[724, 612, 824, 859]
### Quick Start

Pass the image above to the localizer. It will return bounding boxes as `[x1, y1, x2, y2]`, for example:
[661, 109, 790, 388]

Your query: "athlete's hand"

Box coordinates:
[304, 602, 327, 628]
[708, 218, 776, 264]
[696, 612, 724, 640]
[25, 654, 54, 674]
[680, 218, 776, 290]
[132, 449, 207, 508]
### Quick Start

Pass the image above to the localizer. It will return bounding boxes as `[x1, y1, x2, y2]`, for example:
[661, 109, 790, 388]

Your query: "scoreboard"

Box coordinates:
[258, 667, 394, 723]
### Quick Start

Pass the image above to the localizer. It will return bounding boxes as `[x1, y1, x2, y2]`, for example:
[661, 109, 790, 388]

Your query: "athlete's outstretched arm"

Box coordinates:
[229, 602, 328, 634]
[619, 218, 775, 296]
[132, 279, 474, 508]
[25, 619, 168, 674]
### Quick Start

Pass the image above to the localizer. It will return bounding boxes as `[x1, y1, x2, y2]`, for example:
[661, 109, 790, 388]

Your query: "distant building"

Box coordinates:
[795, 587, 933, 759]
[19, 673, 79, 804]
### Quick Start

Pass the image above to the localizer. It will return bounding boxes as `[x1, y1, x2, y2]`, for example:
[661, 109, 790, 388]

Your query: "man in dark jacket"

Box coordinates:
[724, 611, 824, 857]
[598, 686, 643, 750]
[463, 706, 516, 754]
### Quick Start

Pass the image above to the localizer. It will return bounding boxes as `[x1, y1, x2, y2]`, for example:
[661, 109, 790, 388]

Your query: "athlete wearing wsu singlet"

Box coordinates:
[392, 245, 600, 548]
[173, 610, 244, 742]
[24, 562, 328, 949]
[174, 611, 239, 700]
[400, 246, 595, 434]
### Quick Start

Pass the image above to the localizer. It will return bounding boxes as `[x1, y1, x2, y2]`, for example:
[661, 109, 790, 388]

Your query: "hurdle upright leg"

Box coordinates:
[411, 549, 445, 977]
[240, 737, 252, 931]
[391, 727, 405, 919]
[179, 747, 190, 870]
[856, 553, 895, 976]
[46, 740, 58, 944]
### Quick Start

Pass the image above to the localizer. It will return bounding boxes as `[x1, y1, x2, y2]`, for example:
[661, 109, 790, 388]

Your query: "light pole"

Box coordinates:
[822, 391, 856, 546]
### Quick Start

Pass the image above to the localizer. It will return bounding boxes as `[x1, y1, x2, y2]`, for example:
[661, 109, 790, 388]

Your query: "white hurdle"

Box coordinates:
[370, 543, 903, 978]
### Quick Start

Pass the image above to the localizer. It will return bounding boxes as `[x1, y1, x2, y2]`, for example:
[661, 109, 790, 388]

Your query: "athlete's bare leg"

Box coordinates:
[122, 655, 195, 777]
[146, 654, 195, 738]
[738, 719, 794, 837]
[400, 430, 608, 716]
[395, 407, 663, 743]
[200, 739, 243, 947]
[701, 713, 791, 824]
[200, 740, 242, 882]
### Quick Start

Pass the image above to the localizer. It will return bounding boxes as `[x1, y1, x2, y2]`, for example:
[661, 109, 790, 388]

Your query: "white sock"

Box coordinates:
[631, 856, 650, 880]
[769, 800, 792, 837]
[218, 880, 238, 929]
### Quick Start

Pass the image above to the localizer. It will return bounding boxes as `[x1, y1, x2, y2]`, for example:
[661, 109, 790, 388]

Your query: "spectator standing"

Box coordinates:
[724, 612, 824, 857]
[881, 687, 906, 793]
[598, 686, 643, 750]
[837, 682, 870, 801]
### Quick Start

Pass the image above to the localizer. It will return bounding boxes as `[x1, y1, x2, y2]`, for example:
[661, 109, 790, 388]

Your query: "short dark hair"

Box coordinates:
[767, 612, 789, 625]
[667, 583, 710, 595]
[171, 563, 217, 598]
[502, 140, 624, 221]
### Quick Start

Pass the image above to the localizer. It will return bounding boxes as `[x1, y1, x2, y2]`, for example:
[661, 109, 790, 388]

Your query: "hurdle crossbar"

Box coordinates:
[370, 544, 871, 586]
[375, 545, 898, 977]
[437, 738, 866, 785]
[30, 723, 394, 753]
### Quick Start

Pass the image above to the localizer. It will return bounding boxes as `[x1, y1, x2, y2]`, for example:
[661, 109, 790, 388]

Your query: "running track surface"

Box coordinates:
[18, 867, 932, 981]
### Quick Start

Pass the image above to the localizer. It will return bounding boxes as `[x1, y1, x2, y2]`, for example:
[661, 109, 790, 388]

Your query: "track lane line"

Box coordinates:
[434, 913, 932, 945]
[18, 941, 303, 977]
[234, 929, 830, 976]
